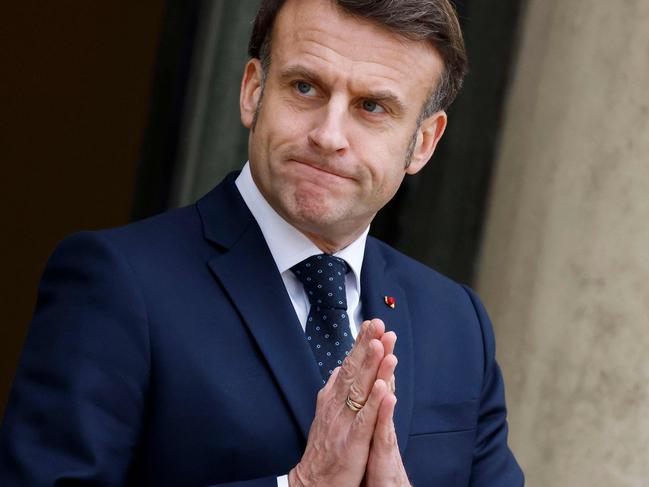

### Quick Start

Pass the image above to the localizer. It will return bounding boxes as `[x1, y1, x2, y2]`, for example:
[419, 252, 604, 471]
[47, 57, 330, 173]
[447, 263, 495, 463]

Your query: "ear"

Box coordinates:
[405, 110, 447, 175]
[240, 58, 264, 129]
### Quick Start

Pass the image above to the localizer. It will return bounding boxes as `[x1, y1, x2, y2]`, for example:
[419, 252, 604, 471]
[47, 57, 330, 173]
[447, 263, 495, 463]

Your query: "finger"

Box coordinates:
[376, 353, 397, 385]
[314, 366, 341, 415]
[380, 331, 397, 357]
[377, 332, 396, 391]
[389, 375, 396, 394]
[342, 338, 385, 416]
[322, 366, 340, 392]
[355, 319, 385, 355]
[344, 320, 387, 404]
[334, 319, 384, 400]
[354, 319, 385, 356]
[338, 321, 371, 381]
[367, 394, 410, 486]
[349, 379, 389, 442]
[373, 392, 398, 448]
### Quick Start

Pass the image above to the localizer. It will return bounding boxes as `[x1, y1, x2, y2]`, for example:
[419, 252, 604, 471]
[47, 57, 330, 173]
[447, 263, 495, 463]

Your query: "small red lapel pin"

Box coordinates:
[384, 296, 396, 309]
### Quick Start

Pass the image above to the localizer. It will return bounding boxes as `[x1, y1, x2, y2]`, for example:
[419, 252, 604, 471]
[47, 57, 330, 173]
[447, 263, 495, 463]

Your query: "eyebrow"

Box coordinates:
[365, 90, 406, 114]
[278, 65, 324, 86]
[278, 64, 406, 114]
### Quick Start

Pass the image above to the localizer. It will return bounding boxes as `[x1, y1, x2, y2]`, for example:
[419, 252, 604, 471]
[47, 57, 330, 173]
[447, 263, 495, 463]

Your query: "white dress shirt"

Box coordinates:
[235, 162, 369, 487]
[235, 162, 368, 338]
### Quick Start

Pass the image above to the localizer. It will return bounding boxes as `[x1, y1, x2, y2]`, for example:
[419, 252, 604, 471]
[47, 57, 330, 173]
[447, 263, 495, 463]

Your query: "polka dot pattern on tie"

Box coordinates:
[291, 254, 355, 383]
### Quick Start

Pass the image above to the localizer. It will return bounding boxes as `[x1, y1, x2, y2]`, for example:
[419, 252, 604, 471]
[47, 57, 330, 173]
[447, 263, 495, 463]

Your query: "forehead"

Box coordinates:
[271, 0, 443, 102]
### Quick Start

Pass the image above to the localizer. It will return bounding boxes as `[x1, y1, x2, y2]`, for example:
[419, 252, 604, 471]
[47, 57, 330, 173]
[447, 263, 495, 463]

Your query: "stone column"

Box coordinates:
[476, 1, 649, 485]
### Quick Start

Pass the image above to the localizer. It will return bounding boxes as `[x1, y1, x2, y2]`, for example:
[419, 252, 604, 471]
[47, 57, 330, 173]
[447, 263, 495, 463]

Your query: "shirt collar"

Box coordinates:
[235, 162, 368, 290]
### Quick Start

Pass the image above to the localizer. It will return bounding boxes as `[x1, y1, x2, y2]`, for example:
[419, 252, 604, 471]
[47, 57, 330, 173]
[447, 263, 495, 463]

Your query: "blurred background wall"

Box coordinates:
[0, 1, 164, 419]
[2, 1, 649, 485]
[477, 0, 649, 484]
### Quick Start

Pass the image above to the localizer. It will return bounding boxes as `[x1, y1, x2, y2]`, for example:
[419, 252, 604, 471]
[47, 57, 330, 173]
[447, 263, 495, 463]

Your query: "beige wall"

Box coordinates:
[477, 0, 649, 485]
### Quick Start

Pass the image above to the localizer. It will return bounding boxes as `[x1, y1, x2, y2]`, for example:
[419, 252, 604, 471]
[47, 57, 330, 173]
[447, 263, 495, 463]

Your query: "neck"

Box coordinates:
[302, 227, 366, 254]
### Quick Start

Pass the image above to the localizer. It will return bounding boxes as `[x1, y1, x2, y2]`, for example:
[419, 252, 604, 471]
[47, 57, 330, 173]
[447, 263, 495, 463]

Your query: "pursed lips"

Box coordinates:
[290, 158, 354, 181]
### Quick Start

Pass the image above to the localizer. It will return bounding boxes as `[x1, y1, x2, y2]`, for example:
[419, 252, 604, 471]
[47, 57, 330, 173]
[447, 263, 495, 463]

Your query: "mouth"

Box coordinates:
[289, 158, 354, 181]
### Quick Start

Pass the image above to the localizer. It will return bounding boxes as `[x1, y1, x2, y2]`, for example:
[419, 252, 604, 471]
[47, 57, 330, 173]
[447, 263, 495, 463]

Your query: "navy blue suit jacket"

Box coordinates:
[0, 173, 523, 486]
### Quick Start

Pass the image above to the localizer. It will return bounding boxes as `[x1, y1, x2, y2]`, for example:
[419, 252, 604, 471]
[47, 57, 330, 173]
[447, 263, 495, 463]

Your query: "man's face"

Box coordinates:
[241, 0, 447, 250]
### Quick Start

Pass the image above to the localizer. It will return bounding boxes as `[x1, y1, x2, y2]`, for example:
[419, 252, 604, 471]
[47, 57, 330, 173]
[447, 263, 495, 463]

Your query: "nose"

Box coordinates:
[307, 100, 349, 154]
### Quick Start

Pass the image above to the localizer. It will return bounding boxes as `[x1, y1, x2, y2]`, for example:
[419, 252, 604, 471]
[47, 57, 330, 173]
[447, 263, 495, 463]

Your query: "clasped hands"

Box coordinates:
[289, 319, 411, 487]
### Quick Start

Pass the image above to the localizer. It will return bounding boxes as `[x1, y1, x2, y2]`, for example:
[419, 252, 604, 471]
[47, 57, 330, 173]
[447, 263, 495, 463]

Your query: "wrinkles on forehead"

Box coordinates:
[271, 0, 442, 111]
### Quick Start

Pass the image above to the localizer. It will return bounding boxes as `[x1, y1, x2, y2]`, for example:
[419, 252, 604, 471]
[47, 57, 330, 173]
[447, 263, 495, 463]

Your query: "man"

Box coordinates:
[0, 0, 523, 485]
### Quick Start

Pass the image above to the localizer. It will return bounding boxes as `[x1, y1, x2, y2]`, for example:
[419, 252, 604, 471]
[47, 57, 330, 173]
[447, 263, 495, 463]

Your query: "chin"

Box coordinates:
[286, 193, 343, 230]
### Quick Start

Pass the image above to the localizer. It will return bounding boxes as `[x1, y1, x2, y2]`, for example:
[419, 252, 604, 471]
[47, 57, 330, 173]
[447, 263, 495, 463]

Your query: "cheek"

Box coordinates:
[368, 156, 409, 207]
[265, 120, 308, 162]
[264, 94, 309, 134]
[357, 139, 405, 184]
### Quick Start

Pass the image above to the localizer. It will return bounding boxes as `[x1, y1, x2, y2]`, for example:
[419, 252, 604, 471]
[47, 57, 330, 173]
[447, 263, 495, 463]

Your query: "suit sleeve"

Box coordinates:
[0, 232, 151, 485]
[462, 286, 525, 486]
[0, 233, 295, 487]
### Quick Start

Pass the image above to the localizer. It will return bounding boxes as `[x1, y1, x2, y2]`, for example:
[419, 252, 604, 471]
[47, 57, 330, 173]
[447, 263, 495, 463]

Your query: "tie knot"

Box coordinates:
[291, 254, 349, 309]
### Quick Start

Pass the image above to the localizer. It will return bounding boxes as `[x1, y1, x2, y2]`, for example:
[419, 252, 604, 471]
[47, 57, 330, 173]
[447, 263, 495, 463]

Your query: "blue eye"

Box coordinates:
[296, 81, 313, 94]
[362, 100, 384, 113]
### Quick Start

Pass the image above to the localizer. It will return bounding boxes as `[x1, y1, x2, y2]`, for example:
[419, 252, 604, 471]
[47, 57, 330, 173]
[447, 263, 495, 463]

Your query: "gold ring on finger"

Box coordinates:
[345, 395, 365, 412]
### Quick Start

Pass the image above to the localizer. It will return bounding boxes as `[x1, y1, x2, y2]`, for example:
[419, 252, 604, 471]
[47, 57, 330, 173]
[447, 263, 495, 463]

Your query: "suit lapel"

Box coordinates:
[361, 239, 414, 453]
[198, 176, 322, 440]
[197, 176, 414, 449]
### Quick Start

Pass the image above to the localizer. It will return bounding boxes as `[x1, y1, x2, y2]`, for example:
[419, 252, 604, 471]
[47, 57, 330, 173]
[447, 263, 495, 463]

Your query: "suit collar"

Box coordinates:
[196, 171, 252, 249]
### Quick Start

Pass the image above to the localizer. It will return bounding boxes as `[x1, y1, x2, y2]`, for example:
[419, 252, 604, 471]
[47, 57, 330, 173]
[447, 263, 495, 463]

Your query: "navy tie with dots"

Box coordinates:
[291, 254, 354, 383]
